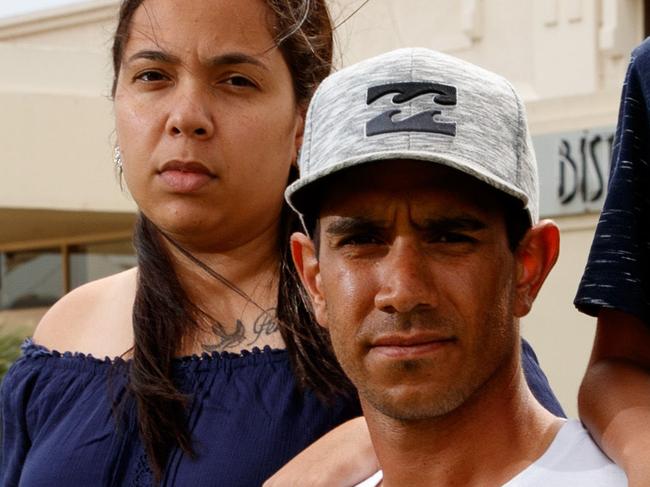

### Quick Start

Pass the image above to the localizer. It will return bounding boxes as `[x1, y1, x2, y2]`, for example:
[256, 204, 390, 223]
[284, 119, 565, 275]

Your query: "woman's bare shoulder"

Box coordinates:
[32, 267, 137, 358]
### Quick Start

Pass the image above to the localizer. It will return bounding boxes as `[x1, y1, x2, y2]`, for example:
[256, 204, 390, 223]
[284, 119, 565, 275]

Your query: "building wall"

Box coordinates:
[0, 0, 126, 213]
[1, 0, 645, 417]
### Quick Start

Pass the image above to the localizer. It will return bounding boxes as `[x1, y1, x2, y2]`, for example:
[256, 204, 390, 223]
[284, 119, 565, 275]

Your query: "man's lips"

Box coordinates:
[369, 333, 456, 359]
[157, 160, 216, 193]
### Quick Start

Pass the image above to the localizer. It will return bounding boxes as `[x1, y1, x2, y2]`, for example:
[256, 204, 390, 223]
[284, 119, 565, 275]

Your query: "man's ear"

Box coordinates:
[513, 220, 560, 317]
[290, 231, 328, 328]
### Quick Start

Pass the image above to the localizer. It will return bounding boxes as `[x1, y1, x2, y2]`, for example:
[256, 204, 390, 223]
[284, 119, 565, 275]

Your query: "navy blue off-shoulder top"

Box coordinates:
[0, 340, 360, 487]
[1, 338, 562, 487]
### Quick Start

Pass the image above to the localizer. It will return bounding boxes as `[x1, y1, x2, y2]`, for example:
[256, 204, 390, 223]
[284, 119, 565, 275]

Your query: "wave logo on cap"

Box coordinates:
[365, 82, 457, 137]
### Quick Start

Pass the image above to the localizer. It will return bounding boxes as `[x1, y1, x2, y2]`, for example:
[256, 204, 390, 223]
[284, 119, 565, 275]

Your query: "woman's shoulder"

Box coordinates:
[32, 267, 137, 358]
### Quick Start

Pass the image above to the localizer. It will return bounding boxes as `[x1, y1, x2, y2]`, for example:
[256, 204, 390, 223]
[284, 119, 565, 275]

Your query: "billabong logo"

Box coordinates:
[366, 82, 457, 137]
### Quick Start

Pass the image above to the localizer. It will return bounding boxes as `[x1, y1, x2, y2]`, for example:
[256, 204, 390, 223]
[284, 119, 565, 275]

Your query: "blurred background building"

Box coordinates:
[0, 0, 647, 416]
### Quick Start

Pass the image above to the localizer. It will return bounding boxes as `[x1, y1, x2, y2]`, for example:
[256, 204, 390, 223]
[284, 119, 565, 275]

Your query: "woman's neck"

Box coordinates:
[162, 220, 286, 354]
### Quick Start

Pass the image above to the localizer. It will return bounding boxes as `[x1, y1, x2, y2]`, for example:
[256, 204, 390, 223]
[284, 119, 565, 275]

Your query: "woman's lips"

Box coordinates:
[158, 161, 216, 193]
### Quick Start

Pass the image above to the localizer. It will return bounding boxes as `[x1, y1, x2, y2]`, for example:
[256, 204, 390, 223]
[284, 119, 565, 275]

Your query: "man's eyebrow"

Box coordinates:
[415, 216, 488, 232]
[325, 217, 388, 236]
[125, 50, 268, 71]
[324, 215, 488, 237]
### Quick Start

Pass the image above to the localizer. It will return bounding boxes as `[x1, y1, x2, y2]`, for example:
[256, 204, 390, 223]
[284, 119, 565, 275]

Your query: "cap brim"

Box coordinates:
[286, 150, 533, 225]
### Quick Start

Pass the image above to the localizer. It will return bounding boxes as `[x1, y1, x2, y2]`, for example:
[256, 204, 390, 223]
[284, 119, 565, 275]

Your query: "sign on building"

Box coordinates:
[533, 127, 615, 217]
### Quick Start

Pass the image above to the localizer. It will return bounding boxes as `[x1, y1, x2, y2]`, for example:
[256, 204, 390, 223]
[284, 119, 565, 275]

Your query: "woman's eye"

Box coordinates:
[135, 71, 167, 82]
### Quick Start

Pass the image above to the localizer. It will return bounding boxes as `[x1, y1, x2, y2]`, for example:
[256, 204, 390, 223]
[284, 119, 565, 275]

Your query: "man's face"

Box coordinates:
[304, 161, 524, 420]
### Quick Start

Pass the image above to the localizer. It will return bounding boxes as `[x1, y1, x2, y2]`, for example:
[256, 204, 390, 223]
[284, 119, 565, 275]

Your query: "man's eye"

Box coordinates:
[435, 233, 476, 244]
[135, 71, 167, 82]
[338, 234, 383, 246]
[224, 75, 256, 88]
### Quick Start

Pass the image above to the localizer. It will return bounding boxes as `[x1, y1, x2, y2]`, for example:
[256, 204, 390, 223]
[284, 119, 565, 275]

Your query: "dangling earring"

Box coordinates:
[293, 148, 301, 169]
[113, 145, 123, 173]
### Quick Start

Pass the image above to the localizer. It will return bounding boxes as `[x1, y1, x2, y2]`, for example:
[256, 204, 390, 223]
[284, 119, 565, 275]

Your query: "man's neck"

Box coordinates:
[364, 364, 563, 487]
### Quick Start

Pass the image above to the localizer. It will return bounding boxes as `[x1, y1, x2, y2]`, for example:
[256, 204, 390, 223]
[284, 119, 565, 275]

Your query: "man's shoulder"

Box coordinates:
[505, 419, 627, 486]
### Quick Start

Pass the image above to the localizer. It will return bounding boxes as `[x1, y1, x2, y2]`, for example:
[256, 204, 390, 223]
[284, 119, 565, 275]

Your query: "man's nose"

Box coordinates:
[374, 239, 437, 314]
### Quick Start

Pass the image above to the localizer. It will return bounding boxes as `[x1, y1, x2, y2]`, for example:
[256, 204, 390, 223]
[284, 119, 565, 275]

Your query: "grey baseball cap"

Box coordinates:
[285, 47, 539, 229]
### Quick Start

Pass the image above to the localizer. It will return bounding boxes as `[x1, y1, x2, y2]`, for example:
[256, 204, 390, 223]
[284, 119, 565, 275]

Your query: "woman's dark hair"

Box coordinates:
[111, 0, 333, 106]
[112, 0, 353, 481]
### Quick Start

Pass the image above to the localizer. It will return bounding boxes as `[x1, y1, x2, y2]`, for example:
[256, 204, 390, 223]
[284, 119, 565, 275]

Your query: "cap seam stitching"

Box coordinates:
[506, 79, 524, 192]
[305, 80, 319, 174]
[408, 49, 415, 151]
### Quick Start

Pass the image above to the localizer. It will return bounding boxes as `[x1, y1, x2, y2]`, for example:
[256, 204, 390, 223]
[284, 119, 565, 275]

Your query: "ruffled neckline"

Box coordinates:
[20, 338, 286, 367]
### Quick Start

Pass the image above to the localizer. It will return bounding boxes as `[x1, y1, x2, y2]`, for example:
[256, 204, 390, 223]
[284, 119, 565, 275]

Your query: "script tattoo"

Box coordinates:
[247, 308, 279, 346]
[201, 308, 278, 353]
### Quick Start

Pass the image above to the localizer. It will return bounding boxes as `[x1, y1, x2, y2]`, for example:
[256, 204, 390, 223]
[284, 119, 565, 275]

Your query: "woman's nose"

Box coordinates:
[165, 86, 215, 139]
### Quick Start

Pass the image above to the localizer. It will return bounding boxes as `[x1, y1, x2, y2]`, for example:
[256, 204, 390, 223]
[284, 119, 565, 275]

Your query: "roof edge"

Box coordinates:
[0, 0, 118, 41]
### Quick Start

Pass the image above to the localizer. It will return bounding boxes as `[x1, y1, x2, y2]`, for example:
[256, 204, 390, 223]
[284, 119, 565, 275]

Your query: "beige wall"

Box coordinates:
[1, 0, 646, 417]
[525, 215, 601, 414]
[0, 0, 126, 213]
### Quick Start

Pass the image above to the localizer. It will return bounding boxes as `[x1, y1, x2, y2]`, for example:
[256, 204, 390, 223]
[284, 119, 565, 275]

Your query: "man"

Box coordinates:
[285, 48, 627, 486]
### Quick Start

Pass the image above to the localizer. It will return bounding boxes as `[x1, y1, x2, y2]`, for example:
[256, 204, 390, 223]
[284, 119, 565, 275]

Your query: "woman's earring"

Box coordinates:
[293, 148, 301, 168]
[113, 146, 123, 173]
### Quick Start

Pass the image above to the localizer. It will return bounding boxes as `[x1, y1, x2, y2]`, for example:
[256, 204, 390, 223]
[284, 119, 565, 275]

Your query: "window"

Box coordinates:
[0, 249, 63, 310]
[0, 237, 136, 312]
[69, 240, 135, 290]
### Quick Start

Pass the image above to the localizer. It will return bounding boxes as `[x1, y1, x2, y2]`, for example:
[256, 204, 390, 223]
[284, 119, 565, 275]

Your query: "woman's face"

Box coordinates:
[114, 0, 303, 251]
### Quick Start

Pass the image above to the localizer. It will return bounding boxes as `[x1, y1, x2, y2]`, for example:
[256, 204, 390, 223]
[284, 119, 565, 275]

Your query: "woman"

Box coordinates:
[0, 1, 561, 486]
[2, 1, 357, 485]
